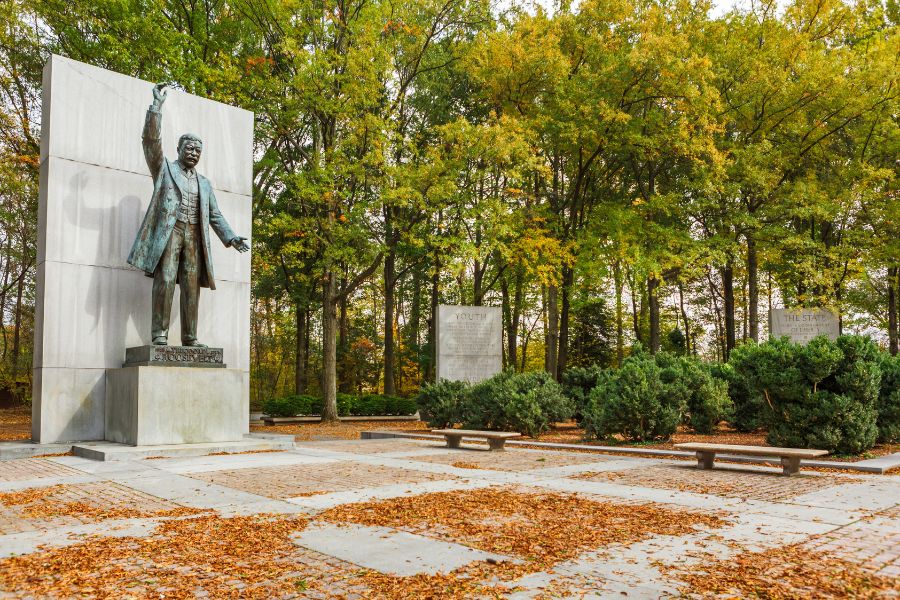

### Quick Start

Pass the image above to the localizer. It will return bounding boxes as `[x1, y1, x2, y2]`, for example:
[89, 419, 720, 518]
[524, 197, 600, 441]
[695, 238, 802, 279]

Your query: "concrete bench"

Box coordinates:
[674, 443, 829, 476]
[432, 429, 521, 451]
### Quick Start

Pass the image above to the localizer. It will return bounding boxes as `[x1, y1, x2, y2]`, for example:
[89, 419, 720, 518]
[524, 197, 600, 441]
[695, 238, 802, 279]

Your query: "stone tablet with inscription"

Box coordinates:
[436, 305, 502, 384]
[769, 308, 839, 344]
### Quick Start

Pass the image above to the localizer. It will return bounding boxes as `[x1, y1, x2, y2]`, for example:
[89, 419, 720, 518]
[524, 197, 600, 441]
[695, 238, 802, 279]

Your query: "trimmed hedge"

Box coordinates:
[415, 370, 574, 437]
[262, 393, 417, 418]
[560, 365, 605, 422]
[582, 352, 680, 442]
[729, 336, 881, 454]
[580, 351, 731, 441]
[877, 353, 900, 443]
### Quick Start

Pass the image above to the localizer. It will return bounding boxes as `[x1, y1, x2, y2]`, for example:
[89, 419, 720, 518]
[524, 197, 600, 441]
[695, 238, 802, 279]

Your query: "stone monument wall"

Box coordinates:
[769, 308, 840, 344]
[436, 305, 502, 383]
[33, 56, 253, 443]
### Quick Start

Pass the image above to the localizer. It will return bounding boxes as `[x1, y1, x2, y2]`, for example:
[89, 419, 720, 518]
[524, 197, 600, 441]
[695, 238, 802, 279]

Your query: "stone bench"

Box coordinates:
[432, 429, 521, 451]
[674, 443, 829, 476]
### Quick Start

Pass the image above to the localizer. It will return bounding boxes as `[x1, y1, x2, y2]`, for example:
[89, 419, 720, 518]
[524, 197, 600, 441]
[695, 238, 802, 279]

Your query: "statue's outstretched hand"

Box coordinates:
[152, 83, 168, 109]
[232, 236, 250, 253]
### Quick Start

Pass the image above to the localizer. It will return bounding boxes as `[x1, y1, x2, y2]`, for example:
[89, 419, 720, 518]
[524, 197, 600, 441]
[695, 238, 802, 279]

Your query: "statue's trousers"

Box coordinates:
[152, 221, 201, 344]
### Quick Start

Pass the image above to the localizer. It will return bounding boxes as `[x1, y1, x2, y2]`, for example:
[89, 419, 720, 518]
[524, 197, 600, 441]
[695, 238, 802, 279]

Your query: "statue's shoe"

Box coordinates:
[183, 341, 208, 348]
[152, 337, 168, 345]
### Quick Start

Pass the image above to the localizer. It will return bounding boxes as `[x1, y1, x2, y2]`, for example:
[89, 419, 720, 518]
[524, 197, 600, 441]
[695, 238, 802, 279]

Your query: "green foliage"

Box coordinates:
[656, 353, 732, 434]
[263, 393, 416, 418]
[560, 365, 606, 422]
[876, 353, 900, 443]
[417, 372, 573, 437]
[731, 336, 881, 454]
[568, 297, 616, 368]
[262, 395, 321, 418]
[463, 370, 573, 438]
[709, 361, 763, 432]
[580, 352, 730, 440]
[583, 353, 681, 442]
[416, 380, 469, 428]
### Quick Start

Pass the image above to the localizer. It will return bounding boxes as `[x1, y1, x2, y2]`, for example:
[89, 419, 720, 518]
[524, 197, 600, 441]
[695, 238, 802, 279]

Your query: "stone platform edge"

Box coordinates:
[359, 430, 900, 474]
[0, 441, 74, 460]
[70, 433, 295, 461]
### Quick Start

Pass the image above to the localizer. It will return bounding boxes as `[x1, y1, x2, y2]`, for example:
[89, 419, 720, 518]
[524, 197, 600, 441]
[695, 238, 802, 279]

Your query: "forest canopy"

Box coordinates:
[0, 0, 897, 413]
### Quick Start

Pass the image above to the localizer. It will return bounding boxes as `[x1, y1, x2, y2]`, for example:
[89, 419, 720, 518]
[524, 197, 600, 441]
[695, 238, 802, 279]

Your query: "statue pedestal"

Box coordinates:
[105, 346, 243, 446]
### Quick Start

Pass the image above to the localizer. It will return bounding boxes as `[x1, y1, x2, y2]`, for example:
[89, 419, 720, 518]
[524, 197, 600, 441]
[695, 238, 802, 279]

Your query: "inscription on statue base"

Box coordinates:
[124, 345, 225, 368]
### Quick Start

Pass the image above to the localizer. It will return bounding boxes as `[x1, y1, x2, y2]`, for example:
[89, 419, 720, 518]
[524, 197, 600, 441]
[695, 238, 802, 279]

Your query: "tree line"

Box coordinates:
[0, 0, 897, 417]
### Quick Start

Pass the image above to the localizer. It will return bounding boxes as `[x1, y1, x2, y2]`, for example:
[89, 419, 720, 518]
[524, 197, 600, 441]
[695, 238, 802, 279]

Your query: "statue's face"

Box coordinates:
[178, 140, 202, 169]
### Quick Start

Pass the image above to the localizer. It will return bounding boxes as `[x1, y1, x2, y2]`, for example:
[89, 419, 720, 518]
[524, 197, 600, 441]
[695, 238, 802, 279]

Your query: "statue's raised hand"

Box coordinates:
[152, 83, 168, 109]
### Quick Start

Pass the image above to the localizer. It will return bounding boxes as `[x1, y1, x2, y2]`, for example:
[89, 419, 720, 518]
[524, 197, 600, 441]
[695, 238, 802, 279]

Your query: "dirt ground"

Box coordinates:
[0, 406, 30, 441]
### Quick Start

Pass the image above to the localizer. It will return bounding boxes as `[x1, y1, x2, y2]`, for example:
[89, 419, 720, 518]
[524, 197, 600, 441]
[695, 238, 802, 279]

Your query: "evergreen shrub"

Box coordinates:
[582, 352, 681, 442]
[416, 371, 574, 437]
[656, 353, 731, 434]
[561, 365, 605, 421]
[415, 380, 469, 428]
[263, 393, 417, 418]
[709, 360, 763, 432]
[462, 370, 573, 437]
[729, 336, 881, 454]
[262, 394, 321, 417]
[876, 353, 900, 443]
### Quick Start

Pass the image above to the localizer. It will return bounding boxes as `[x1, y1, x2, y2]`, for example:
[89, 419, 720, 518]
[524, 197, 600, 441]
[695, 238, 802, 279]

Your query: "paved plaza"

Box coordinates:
[0, 439, 897, 598]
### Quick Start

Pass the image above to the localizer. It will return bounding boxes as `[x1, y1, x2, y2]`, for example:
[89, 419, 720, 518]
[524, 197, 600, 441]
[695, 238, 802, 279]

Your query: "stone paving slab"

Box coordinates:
[293, 522, 514, 576]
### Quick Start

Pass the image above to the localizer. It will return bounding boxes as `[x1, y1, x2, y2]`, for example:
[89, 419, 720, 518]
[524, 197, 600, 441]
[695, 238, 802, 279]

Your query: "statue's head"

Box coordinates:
[177, 133, 203, 169]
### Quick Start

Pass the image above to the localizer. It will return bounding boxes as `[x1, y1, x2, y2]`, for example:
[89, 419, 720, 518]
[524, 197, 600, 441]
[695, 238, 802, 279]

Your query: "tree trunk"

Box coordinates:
[322, 272, 339, 422]
[889, 266, 899, 356]
[558, 267, 573, 378]
[613, 259, 624, 367]
[501, 277, 510, 369]
[383, 250, 396, 395]
[545, 284, 559, 377]
[678, 282, 691, 355]
[707, 271, 725, 361]
[11, 274, 24, 382]
[511, 270, 523, 371]
[427, 251, 440, 382]
[408, 265, 423, 385]
[295, 305, 308, 395]
[338, 278, 351, 393]
[721, 263, 735, 360]
[647, 275, 660, 354]
[747, 236, 759, 342]
[473, 259, 483, 306]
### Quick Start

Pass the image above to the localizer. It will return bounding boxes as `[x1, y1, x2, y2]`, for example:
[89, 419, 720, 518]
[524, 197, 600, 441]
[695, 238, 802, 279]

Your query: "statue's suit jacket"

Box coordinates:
[127, 107, 237, 290]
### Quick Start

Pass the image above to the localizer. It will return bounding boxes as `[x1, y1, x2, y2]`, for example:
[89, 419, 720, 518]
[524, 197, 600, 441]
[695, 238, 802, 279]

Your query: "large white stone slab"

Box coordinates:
[40, 55, 253, 195]
[105, 366, 243, 445]
[292, 522, 513, 576]
[436, 305, 502, 383]
[32, 367, 106, 442]
[769, 308, 839, 344]
[34, 56, 253, 443]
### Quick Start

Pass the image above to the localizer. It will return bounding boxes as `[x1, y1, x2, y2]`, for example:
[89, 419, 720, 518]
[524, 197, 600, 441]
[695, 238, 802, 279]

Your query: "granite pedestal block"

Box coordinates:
[106, 363, 243, 446]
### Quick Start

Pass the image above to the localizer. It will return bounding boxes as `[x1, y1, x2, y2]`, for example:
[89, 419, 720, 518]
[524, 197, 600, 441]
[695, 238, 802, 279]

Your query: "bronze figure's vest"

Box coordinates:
[177, 169, 200, 224]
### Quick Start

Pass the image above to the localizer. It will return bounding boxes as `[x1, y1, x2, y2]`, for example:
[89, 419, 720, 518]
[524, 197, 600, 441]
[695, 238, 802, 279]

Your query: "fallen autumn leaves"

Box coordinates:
[664, 544, 898, 599]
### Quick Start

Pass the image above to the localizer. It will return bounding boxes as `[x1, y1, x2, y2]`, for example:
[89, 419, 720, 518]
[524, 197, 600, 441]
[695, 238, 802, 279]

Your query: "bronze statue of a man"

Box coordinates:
[127, 84, 249, 347]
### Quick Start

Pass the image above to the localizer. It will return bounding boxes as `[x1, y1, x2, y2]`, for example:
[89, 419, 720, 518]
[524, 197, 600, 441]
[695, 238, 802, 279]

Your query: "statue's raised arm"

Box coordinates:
[142, 83, 167, 181]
